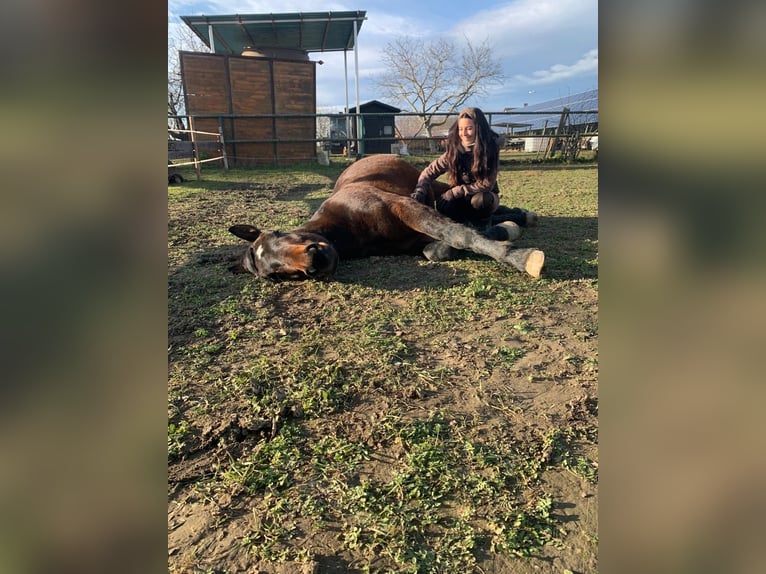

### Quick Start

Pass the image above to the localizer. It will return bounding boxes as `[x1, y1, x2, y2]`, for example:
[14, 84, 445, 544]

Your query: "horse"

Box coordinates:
[228, 154, 544, 281]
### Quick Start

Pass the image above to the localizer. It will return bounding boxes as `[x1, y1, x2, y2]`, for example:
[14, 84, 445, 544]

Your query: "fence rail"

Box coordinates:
[168, 109, 597, 168]
[168, 122, 227, 180]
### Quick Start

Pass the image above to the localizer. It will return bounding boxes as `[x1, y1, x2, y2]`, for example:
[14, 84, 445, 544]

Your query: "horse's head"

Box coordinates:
[229, 225, 339, 281]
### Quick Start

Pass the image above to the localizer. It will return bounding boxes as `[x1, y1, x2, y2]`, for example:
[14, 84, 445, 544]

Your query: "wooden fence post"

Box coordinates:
[189, 117, 202, 181]
[218, 119, 229, 170]
[546, 107, 570, 159]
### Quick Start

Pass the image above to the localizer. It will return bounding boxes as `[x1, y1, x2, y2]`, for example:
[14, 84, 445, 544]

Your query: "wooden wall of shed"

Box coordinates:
[180, 51, 316, 166]
[179, 53, 228, 152]
[273, 61, 315, 162]
[228, 57, 274, 165]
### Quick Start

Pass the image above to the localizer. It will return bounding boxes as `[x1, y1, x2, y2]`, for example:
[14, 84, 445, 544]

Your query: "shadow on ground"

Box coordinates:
[517, 215, 598, 280]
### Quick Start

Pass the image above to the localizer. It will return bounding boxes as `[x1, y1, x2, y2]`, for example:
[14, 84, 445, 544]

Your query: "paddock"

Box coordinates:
[168, 156, 599, 573]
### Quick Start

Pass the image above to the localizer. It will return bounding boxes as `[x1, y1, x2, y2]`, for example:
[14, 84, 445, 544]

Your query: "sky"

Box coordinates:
[168, 0, 597, 112]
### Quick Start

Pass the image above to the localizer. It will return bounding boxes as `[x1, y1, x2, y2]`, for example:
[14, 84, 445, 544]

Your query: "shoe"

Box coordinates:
[492, 206, 539, 228]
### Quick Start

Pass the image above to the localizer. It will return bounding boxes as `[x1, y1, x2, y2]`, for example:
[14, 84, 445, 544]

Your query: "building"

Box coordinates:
[347, 100, 402, 155]
[178, 11, 367, 166]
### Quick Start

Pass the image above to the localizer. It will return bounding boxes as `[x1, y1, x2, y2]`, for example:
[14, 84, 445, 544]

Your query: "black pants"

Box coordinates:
[436, 190, 499, 225]
[490, 205, 533, 227]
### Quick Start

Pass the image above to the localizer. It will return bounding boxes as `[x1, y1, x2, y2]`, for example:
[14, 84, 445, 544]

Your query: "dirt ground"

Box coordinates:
[168, 161, 598, 573]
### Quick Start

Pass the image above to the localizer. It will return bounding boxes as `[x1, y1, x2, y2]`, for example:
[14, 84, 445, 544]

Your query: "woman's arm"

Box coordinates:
[415, 153, 450, 191]
[451, 170, 498, 198]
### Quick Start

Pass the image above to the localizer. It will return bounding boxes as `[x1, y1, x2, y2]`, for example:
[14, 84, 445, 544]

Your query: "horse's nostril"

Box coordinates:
[306, 243, 319, 253]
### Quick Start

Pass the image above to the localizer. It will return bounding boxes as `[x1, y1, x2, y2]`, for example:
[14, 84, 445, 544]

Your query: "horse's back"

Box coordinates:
[332, 155, 419, 197]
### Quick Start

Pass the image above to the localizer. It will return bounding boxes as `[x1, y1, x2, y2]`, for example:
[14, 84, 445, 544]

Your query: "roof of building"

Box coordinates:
[348, 100, 402, 113]
[180, 11, 368, 56]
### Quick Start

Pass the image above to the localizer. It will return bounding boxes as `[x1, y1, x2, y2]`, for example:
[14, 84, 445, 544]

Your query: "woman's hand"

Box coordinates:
[410, 186, 428, 204]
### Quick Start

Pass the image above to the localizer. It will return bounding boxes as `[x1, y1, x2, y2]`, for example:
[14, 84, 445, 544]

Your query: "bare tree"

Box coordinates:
[168, 23, 210, 132]
[376, 36, 504, 151]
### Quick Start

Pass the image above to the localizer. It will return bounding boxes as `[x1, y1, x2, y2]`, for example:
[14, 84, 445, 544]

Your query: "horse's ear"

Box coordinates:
[229, 225, 261, 242]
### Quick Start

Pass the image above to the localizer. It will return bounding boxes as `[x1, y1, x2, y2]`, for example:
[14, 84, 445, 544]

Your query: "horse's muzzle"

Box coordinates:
[305, 243, 338, 278]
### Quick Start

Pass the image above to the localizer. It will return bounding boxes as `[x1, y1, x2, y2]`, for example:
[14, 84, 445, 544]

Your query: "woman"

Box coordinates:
[411, 107, 536, 232]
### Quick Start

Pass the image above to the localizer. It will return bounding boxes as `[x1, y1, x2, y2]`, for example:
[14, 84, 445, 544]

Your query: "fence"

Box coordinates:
[168, 120, 228, 181]
[167, 108, 597, 169]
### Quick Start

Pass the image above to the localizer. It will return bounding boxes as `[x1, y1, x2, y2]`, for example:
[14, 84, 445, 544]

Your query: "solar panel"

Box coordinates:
[495, 89, 598, 133]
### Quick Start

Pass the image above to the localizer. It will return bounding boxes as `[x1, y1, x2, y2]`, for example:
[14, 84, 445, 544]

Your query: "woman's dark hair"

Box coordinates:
[444, 107, 499, 186]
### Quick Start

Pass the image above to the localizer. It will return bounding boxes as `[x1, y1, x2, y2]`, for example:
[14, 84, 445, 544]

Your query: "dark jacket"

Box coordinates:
[415, 142, 500, 201]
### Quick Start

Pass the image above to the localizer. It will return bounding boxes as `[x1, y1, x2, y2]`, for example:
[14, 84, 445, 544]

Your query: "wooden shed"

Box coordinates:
[180, 50, 315, 165]
[348, 100, 402, 155]
[179, 11, 367, 166]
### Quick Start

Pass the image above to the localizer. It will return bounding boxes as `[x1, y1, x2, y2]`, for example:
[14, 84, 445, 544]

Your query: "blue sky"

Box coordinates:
[168, 0, 597, 112]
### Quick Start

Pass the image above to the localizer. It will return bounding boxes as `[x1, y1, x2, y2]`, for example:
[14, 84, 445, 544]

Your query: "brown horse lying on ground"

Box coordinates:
[229, 155, 544, 281]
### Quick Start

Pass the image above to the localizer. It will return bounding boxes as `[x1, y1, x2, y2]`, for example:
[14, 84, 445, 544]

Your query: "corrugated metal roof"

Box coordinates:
[180, 11, 367, 55]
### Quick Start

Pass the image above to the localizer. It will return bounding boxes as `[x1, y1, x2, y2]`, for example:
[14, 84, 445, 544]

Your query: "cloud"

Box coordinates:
[513, 48, 598, 85]
[451, 0, 597, 58]
[168, 1, 598, 108]
[363, 10, 432, 38]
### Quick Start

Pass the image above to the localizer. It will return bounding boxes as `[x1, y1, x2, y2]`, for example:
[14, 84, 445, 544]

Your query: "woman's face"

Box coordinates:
[457, 117, 476, 148]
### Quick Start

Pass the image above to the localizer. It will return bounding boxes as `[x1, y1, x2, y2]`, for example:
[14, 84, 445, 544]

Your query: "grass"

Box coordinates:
[211, 412, 573, 571]
[168, 156, 598, 573]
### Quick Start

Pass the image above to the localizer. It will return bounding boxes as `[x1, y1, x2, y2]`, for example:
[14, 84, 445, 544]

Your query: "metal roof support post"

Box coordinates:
[343, 50, 351, 158]
[353, 19, 362, 156]
[343, 50, 349, 113]
[208, 24, 215, 52]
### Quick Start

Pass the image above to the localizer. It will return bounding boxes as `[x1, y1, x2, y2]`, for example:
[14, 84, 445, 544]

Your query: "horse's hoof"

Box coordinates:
[525, 211, 539, 227]
[423, 241, 455, 262]
[486, 221, 522, 242]
[524, 250, 545, 278]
